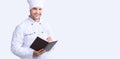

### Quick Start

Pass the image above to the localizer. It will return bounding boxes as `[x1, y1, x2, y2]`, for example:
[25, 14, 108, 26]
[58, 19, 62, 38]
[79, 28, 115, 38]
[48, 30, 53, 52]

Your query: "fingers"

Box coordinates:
[33, 51, 39, 57]
[33, 49, 46, 57]
[46, 37, 52, 42]
[38, 49, 44, 52]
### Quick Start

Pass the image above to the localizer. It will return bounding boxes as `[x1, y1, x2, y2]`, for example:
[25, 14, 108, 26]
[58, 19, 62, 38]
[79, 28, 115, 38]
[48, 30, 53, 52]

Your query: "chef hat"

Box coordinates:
[27, 0, 44, 9]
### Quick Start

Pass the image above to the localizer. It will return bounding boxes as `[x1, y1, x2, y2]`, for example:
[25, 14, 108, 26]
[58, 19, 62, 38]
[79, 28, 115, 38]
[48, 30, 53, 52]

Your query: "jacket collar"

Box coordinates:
[28, 17, 42, 25]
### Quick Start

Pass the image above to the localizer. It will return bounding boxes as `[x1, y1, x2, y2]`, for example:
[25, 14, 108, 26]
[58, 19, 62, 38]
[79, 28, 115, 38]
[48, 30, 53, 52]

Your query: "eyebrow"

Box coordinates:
[32, 8, 42, 10]
[38, 7, 42, 10]
[32, 8, 37, 10]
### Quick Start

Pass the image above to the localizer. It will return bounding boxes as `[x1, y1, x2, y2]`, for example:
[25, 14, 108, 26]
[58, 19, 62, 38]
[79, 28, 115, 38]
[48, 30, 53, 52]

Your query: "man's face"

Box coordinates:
[30, 7, 42, 20]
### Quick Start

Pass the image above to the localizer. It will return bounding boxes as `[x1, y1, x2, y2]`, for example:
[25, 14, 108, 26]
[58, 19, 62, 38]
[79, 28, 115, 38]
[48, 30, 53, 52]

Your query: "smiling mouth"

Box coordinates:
[34, 13, 41, 16]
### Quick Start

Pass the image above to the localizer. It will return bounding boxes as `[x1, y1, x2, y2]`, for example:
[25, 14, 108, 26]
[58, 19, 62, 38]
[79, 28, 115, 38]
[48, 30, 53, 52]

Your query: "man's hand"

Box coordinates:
[33, 49, 46, 57]
[46, 37, 53, 43]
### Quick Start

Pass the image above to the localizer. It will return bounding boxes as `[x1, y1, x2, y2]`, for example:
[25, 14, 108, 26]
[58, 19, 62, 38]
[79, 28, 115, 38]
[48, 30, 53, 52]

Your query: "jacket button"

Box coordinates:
[31, 23, 33, 25]
[39, 23, 41, 25]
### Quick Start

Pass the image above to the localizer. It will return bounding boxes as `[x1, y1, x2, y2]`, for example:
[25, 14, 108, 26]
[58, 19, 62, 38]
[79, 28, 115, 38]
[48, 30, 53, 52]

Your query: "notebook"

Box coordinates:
[30, 37, 57, 51]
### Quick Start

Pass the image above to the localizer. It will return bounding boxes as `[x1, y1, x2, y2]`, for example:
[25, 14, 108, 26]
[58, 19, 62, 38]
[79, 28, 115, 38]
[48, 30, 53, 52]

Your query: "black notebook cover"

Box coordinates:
[30, 37, 57, 51]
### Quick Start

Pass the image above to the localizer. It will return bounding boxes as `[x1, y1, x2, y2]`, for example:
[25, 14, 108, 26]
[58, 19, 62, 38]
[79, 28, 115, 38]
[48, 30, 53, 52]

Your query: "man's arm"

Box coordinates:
[11, 26, 34, 58]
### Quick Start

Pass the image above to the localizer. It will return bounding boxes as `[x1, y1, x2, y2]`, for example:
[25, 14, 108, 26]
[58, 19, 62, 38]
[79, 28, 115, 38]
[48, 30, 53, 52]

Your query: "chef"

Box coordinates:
[11, 0, 54, 59]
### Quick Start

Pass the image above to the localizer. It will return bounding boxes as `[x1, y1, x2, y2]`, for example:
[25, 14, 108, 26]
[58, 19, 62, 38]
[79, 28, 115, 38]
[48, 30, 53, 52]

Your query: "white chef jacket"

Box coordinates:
[11, 17, 54, 59]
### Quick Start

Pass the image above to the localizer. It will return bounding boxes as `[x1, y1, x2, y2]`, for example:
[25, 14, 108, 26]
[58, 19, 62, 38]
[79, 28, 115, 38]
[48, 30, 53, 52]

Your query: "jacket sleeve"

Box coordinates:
[11, 25, 34, 58]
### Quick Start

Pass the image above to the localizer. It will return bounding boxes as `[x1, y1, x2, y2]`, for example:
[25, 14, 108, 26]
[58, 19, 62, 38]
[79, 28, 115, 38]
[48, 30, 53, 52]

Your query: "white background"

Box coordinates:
[0, 0, 120, 59]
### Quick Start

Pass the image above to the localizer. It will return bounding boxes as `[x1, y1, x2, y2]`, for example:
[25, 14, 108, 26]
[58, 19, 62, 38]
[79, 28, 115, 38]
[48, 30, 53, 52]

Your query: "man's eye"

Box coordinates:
[39, 8, 42, 10]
